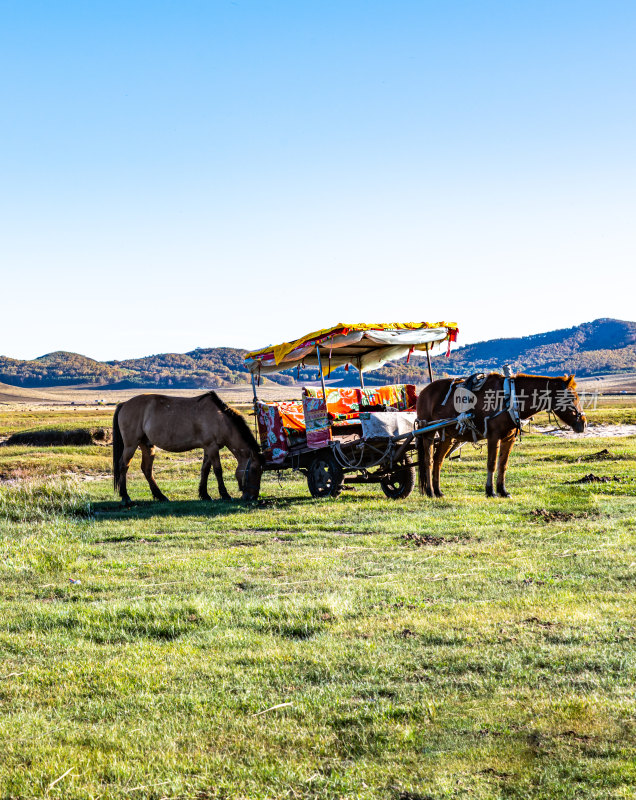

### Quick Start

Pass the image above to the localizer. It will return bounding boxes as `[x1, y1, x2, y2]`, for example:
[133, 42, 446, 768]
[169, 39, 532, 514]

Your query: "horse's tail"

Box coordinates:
[112, 404, 124, 493]
[416, 428, 427, 495]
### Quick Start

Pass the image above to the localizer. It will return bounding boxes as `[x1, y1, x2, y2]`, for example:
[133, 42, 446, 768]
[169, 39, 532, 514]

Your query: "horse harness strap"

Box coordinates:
[442, 372, 488, 408]
[482, 370, 521, 437]
[442, 370, 520, 441]
[464, 373, 488, 393]
[440, 374, 487, 442]
[503, 376, 521, 430]
[441, 380, 459, 408]
[455, 412, 476, 438]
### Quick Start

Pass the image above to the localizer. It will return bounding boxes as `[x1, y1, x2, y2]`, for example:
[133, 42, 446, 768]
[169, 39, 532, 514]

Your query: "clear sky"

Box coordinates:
[1, 0, 635, 361]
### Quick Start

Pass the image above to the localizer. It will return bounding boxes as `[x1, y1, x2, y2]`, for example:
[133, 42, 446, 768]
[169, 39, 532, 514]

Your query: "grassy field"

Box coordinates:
[0, 404, 635, 799]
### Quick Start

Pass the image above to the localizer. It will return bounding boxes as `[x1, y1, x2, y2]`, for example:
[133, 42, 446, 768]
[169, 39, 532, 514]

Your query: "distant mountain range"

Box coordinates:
[1, 318, 634, 389]
[444, 318, 636, 376]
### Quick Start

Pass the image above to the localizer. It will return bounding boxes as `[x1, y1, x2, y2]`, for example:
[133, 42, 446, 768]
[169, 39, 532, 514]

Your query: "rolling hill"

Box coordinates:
[1, 318, 634, 389]
[444, 318, 636, 376]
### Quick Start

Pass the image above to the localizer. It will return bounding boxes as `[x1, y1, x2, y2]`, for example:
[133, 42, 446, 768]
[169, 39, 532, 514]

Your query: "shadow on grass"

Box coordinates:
[91, 487, 394, 520]
[92, 494, 327, 520]
[95, 499, 254, 519]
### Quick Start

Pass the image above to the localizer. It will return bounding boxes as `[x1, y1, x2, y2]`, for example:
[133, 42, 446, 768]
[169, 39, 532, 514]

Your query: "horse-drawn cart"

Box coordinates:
[244, 322, 462, 499]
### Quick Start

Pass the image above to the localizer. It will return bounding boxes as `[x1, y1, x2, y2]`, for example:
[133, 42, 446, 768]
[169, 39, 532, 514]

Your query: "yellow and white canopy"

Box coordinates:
[244, 322, 459, 375]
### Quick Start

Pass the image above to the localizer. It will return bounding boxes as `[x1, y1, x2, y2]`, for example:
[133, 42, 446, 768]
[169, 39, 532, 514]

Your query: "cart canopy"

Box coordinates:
[244, 322, 459, 375]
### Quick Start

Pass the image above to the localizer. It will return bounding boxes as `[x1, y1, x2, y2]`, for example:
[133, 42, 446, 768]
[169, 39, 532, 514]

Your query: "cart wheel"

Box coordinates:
[380, 457, 415, 500]
[307, 453, 344, 499]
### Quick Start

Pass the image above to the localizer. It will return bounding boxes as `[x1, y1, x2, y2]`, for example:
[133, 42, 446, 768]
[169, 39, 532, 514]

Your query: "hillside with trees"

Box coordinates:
[0, 346, 435, 388]
[0, 351, 121, 387]
[443, 318, 636, 376]
[1, 318, 634, 388]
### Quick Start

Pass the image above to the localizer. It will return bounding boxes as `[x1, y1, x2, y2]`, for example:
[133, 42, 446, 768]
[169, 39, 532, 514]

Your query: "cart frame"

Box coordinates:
[244, 322, 462, 499]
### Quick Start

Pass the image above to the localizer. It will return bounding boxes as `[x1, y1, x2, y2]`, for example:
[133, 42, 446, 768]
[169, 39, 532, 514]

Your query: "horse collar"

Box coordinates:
[504, 376, 521, 429]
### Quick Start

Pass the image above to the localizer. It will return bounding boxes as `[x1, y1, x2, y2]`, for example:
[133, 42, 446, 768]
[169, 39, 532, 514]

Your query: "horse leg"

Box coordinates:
[209, 449, 232, 501]
[140, 443, 169, 502]
[485, 435, 500, 497]
[496, 433, 516, 498]
[423, 436, 434, 498]
[432, 437, 455, 498]
[118, 444, 138, 506]
[199, 449, 214, 501]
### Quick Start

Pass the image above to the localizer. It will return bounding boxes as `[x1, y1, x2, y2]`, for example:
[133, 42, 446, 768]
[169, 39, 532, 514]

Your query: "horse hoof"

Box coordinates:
[155, 495, 170, 502]
[434, 490, 444, 498]
[485, 489, 495, 498]
[497, 490, 511, 498]
[199, 494, 212, 502]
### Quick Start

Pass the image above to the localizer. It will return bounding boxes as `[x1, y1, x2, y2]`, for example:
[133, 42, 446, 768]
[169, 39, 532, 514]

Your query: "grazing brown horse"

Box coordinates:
[416, 373, 587, 498]
[112, 391, 263, 505]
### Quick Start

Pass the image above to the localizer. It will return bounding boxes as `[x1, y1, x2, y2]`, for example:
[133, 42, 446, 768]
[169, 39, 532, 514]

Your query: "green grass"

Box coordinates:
[0, 407, 114, 436]
[0, 410, 635, 798]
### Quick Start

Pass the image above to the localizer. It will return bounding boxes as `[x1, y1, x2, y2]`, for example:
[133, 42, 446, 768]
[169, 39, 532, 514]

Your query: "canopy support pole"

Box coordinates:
[316, 346, 327, 399]
[251, 373, 258, 403]
[250, 373, 258, 434]
[426, 346, 434, 384]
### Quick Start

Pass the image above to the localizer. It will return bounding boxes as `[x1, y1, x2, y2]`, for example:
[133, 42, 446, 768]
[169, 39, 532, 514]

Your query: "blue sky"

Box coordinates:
[1, 1, 634, 360]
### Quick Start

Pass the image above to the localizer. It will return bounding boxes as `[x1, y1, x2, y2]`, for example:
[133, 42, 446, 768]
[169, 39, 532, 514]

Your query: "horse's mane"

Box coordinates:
[451, 371, 577, 388]
[198, 391, 264, 463]
[448, 372, 578, 390]
[515, 373, 577, 388]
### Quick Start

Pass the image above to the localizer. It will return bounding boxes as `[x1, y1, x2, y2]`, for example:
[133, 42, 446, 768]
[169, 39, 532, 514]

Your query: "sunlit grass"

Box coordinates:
[0, 406, 635, 799]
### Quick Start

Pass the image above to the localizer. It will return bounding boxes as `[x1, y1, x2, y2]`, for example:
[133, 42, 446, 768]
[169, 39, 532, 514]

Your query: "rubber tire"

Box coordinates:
[380, 457, 416, 500]
[307, 452, 344, 499]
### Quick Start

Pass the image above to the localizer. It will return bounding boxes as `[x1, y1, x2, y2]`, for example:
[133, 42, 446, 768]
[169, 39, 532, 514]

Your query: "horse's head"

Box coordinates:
[553, 375, 587, 433]
[236, 451, 264, 501]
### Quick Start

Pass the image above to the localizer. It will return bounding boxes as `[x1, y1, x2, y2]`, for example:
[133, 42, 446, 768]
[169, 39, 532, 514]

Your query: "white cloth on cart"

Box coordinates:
[360, 411, 417, 440]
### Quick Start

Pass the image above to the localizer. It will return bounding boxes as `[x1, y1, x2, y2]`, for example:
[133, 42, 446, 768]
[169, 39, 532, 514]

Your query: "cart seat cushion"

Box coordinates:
[361, 410, 418, 439]
[276, 401, 305, 431]
[256, 402, 288, 463]
[256, 400, 306, 464]
[302, 395, 333, 448]
[303, 386, 361, 415]
[361, 384, 417, 411]
[330, 416, 362, 429]
[304, 384, 417, 415]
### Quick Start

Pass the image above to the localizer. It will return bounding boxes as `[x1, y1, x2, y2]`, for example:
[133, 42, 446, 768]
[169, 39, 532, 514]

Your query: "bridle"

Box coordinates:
[549, 390, 586, 431]
[572, 404, 586, 428]
[238, 455, 252, 490]
[572, 403, 586, 430]
[239, 453, 260, 495]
